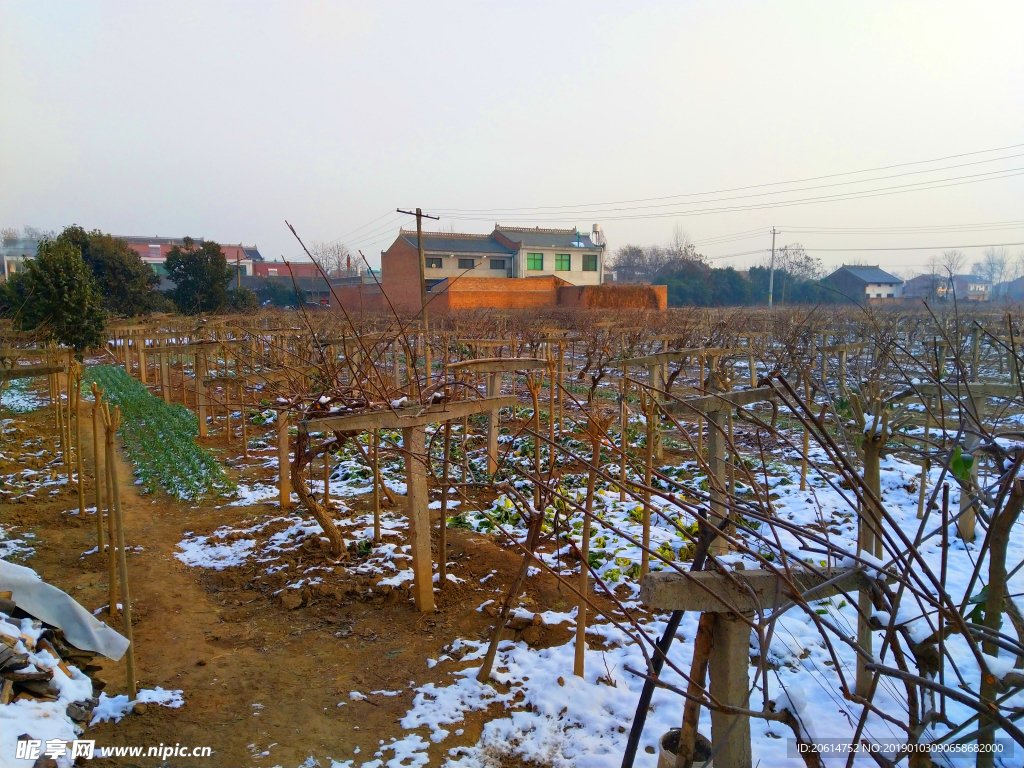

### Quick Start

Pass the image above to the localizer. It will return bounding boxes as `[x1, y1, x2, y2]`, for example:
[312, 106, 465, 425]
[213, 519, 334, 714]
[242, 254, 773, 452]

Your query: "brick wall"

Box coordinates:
[328, 284, 387, 314]
[557, 284, 667, 310]
[445, 276, 559, 310]
[380, 238, 424, 312]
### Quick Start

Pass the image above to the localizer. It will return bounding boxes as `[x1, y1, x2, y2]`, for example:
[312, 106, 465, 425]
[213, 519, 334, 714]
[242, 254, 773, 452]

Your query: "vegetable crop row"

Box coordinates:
[84, 365, 236, 500]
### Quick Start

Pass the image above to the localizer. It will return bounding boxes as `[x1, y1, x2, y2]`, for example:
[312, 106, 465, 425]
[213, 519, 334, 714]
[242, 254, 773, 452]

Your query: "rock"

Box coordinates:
[66, 701, 92, 722]
[499, 628, 516, 641]
[507, 615, 533, 631]
[483, 605, 498, 618]
[132, 702, 148, 715]
[521, 625, 542, 646]
[300, 587, 313, 606]
[278, 591, 303, 610]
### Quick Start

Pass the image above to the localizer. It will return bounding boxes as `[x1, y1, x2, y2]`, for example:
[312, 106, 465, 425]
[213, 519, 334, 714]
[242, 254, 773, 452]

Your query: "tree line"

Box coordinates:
[0, 226, 264, 353]
[609, 237, 845, 307]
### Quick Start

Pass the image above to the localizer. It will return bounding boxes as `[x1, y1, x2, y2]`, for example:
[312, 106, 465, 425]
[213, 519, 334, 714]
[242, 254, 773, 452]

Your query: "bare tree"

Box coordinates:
[972, 246, 1008, 287]
[760, 243, 822, 281]
[308, 240, 353, 277]
[1, 227, 19, 244]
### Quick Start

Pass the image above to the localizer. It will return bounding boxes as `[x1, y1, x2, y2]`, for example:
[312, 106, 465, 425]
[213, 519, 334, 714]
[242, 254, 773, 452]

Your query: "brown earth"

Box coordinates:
[2, 398, 618, 767]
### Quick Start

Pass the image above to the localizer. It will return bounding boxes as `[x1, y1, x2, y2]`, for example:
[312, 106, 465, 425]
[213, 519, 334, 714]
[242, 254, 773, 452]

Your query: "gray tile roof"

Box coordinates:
[400, 233, 515, 255]
[830, 265, 903, 284]
[495, 225, 599, 249]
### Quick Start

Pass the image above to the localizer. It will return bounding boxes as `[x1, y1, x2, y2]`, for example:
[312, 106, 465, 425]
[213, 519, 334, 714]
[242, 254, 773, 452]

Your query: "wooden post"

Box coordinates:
[240, 384, 249, 459]
[138, 337, 148, 385]
[958, 391, 983, 542]
[696, 353, 705, 455]
[486, 373, 500, 474]
[619, 378, 628, 503]
[372, 430, 381, 543]
[647, 363, 663, 461]
[104, 429, 117, 617]
[917, 398, 931, 519]
[323, 439, 331, 508]
[438, 420, 451, 584]
[403, 425, 434, 612]
[89, 384, 105, 553]
[574, 422, 601, 677]
[72, 368, 85, 516]
[641, 391, 654, 578]
[277, 409, 291, 509]
[799, 373, 810, 491]
[102, 405, 136, 700]
[196, 353, 208, 438]
[708, 408, 727, 556]
[159, 345, 170, 404]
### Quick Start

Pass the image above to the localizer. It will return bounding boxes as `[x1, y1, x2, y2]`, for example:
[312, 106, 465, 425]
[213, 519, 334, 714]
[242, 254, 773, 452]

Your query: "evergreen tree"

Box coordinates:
[0, 239, 106, 353]
[55, 225, 160, 317]
[164, 237, 232, 314]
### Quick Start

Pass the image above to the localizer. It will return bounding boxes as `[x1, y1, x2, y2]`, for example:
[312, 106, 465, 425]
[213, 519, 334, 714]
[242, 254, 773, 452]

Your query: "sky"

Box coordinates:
[1, 1, 1022, 277]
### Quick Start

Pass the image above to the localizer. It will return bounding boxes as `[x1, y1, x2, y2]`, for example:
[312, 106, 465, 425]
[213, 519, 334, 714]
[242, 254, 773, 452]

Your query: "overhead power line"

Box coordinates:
[438, 168, 1024, 223]
[429, 140, 1024, 215]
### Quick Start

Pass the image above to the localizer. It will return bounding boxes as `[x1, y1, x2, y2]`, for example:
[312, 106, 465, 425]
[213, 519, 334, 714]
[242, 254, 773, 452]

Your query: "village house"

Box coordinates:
[369, 223, 664, 313]
[826, 265, 904, 302]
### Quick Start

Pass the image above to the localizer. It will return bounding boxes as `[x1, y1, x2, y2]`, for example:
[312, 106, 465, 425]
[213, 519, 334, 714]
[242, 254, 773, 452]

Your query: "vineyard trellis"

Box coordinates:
[22, 295, 1023, 767]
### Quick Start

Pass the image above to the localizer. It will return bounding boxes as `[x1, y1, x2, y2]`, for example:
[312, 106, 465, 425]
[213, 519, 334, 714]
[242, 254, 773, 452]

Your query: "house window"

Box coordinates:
[426, 257, 442, 269]
[583, 254, 598, 272]
[267, 268, 278, 276]
[527, 253, 543, 270]
[490, 259, 506, 271]
[555, 254, 571, 271]
[876, 294, 882, 298]
[458, 258, 475, 270]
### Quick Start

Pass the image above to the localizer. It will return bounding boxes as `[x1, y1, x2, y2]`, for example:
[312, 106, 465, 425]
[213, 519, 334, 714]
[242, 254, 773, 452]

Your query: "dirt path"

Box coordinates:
[8, 404, 585, 767]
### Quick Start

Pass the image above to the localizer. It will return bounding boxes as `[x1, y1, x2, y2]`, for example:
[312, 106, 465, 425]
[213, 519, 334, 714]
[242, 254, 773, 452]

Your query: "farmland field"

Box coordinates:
[2, 305, 1023, 767]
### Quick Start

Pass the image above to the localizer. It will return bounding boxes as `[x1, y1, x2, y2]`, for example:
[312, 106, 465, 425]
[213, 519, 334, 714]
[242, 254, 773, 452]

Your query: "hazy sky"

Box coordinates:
[2, 1, 1022, 275]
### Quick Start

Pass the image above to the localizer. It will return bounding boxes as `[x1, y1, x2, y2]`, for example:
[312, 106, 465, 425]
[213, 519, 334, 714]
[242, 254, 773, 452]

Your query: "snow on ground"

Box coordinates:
[0, 377, 48, 414]
[0, 610, 94, 768]
[179, 398, 1024, 766]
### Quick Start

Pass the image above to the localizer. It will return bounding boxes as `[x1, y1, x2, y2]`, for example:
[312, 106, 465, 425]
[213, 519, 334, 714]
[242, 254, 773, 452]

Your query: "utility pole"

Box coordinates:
[236, 251, 241, 290]
[767, 227, 778, 309]
[397, 208, 440, 329]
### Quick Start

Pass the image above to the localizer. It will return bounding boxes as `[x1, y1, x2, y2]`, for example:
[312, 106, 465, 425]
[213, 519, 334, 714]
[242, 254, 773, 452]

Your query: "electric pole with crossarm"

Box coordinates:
[397, 207, 440, 329]
[767, 227, 778, 308]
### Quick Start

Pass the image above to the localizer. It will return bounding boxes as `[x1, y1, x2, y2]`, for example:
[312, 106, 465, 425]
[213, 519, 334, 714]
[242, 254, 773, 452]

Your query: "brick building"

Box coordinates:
[120, 236, 264, 278]
[338, 223, 664, 315]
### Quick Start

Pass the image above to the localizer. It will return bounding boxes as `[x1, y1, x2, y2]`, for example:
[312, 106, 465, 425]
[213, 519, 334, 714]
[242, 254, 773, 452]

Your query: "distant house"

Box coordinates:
[120, 236, 264, 278]
[380, 224, 608, 312]
[950, 274, 990, 301]
[0, 236, 38, 280]
[826, 265, 903, 301]
[992, 277, 1024, 302]
[251, 259, 320, 278]
[903, 273, 947, 301]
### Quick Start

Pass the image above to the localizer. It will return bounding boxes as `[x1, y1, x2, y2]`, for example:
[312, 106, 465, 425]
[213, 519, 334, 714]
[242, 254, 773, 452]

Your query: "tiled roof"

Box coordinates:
[399, 230, 515, 255]
[495, 225, 599, 249]
[830, 265, 903, 284]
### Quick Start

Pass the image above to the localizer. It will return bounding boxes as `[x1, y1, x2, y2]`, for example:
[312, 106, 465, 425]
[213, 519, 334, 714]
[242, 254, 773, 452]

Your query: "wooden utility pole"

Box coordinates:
[397, 208, 440, 387]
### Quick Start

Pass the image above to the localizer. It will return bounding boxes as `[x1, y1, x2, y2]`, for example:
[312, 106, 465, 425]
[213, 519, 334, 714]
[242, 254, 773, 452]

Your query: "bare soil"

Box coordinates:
[2, 401, 608, 767]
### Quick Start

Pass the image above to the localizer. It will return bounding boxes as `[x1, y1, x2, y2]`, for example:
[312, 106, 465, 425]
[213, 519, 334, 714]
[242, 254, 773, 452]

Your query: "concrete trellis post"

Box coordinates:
[642, 567, 872, 768]
[305, 395, 516, 614]
[445, 358, 548, 476]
